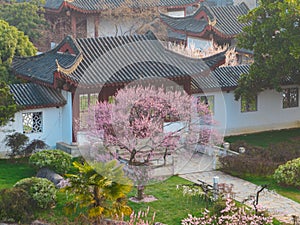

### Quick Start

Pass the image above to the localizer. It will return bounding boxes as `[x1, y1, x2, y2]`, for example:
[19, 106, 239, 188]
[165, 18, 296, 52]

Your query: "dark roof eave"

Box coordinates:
[47, 1, 200, 14]
[15, 73, 55, 88]
[20, 103, 67, 110]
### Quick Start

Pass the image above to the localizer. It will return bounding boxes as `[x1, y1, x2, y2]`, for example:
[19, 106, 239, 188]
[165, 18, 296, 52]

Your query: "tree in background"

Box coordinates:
[0, 0, 47, 43]
[0, 20, 36, 126]
[0, 20, 37, 83]
[87, 85, 221, 200]
[0, 82, 18, 127]
[235, 0, 300, 100]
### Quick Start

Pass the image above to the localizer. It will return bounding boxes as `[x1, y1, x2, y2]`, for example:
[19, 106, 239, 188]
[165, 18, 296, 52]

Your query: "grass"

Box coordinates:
[224, 128, 300, 204]
[36, 176, 209, 224]
[0, 158, 208, 224]
[127, 176, 209, 224]
[0, 157, 35, 189]
[225, 127, 300, 148]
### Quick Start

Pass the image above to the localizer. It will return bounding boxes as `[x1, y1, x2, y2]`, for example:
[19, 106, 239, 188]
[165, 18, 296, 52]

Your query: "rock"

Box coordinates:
[31, 220, 50, 225]
[36, 168, 63, 187]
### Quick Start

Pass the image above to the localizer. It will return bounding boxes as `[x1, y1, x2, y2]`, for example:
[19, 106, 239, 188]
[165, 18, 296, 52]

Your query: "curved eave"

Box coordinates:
[56, 53, 83, 75]
[55, 71, 79, 87]
[14, 72, 55, 88]
[211, 27, 236, 39]
[46, 0, 201, 14]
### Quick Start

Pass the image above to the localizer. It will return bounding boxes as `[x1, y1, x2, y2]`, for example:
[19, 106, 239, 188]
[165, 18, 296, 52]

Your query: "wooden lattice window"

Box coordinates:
[283, 87, 298, 108]
[22, 112, 43, 134]
[241, 96, 257, 112]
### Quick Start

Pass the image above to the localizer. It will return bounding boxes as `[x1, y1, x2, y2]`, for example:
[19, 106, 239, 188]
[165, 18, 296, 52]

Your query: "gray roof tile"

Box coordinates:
[191, 64, 250, 91]
[44, 0, 200, 11]
[9, 83, 67, 109]
[13, 32, 226, 88]
[161, 2, 249, 38]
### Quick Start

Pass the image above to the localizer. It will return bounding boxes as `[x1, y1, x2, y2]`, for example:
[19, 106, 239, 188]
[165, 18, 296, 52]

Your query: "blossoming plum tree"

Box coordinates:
[87, 84, 221, 200]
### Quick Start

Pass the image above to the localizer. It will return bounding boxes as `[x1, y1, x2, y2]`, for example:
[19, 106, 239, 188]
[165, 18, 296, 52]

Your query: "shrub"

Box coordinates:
[182, 198, 273, 225]
[14, 177, 57, 209]
[23, 139, 48, 157]
[219, 141, 300, 177]
[5, 132, 29, 158]
[273, 157, 300, 187]
[29, 149, 72, 174]
[0, 187, 34, 223]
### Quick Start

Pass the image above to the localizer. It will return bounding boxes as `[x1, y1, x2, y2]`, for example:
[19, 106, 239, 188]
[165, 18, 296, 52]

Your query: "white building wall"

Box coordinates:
[0, 105, 71, 156]
[187, 36, 213, 51]
[234, 0, 257, 9]
[96, 17, 144, 37]
[86, 15, 95, 38]
[224, 87, 300, 135]
[167, 10, 185, 17]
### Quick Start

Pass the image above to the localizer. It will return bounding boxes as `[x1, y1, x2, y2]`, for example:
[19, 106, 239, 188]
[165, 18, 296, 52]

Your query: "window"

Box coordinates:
[241, 96, 257, 112]
[79, 93, 99, 128]
[197, 95, 214, 114]
[283, 88, 298, 108]
[22, 112, 43, 133]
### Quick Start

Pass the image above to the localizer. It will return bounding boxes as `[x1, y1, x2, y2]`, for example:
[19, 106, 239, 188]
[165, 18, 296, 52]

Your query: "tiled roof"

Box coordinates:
[167, 28, 187, 41]
[191, 64, 250, 91]
[44, 0, 200, 12]
[67, 31, 225, 86]
[12, 37, 80, 85]
[161, 2, 249, 38]
[9, 83, 67, 109]
[44, 0, 64, 10]
[161, 13, 208, 34]
[210, 3, 249, 36]
[13, 31, 226, 88]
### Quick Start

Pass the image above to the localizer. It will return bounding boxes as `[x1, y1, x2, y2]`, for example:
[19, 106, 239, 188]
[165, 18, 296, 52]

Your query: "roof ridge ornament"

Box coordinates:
[56, 54, 83, 75]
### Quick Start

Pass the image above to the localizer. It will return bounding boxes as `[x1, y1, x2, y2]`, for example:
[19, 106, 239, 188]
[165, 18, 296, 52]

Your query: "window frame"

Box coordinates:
[241, 95, 258, 113]
[22, 111, 43, 134]
[197, 95, 215, 114]
[282, 87, 299, 109]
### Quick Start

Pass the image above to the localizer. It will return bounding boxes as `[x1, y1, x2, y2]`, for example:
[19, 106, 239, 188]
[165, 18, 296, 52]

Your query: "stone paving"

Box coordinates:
[177, 153, 300, 224]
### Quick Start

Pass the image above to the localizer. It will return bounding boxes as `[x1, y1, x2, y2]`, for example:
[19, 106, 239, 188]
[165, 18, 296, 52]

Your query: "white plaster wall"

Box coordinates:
[167, 10, 185, 18]
[221, 87, 300, 135]
[98, 17, 143, 37]
[87, 15, 95, 38]
[187, 36, 213, 51]
[0, 106, 69, 155]
[234, 0, 257, 9]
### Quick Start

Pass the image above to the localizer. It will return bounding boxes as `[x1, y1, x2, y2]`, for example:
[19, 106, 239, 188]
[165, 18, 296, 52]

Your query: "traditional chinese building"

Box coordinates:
[11, 31, 225, 146]
[160, 2, 250, 49]
[41, 0, 202, 50]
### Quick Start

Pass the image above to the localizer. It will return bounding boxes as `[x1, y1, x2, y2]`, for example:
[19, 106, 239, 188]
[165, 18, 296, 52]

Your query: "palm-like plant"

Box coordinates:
[62, 159, 133, 223]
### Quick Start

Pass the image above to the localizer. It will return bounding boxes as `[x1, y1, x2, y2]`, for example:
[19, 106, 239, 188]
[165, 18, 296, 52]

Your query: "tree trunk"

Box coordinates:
[137, 185, 145, 200]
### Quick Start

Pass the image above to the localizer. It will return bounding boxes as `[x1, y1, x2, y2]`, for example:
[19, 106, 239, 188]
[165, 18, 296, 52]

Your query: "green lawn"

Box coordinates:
[0, 158, 35, 189]
[128, 176, 208, 224]
[0, 158, 208, 224]
[225, 128, 300, 148]
[224, 128, 300, 204]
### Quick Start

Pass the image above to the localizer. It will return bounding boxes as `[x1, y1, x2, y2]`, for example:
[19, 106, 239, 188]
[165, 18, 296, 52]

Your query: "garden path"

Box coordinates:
[178, 153, 300, 224]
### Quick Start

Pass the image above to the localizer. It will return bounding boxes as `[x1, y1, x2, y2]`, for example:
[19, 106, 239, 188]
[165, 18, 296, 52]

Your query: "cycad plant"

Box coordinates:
[62, 159, 133, 223]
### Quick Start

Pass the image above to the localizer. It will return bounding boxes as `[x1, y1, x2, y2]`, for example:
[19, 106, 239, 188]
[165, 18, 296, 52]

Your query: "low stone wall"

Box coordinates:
[56, 142, 81, 157]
